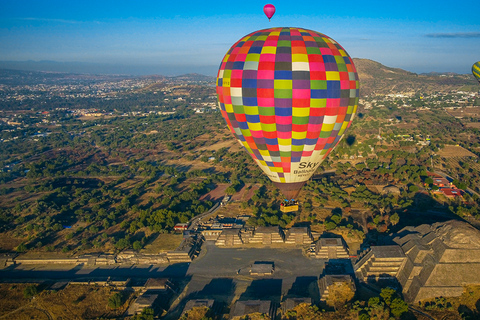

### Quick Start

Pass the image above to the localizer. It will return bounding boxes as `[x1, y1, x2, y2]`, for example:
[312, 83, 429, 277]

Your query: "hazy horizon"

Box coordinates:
[0, 58, 476, 77]
[1, 0, 479, 76]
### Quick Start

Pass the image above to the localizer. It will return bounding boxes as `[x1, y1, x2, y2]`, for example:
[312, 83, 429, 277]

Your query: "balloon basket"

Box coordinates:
[280, 204, 299, 213]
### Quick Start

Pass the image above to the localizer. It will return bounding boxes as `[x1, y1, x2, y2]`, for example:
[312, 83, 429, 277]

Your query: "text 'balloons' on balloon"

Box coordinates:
[263, 4, 276, 21]
[216, 27, 360, 200]
[473, 61, 480, 83]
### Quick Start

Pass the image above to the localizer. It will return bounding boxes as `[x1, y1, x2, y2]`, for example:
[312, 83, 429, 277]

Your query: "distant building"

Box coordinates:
[182, 299, 214, 317]
[216, 229, 243, 246]
[284, 227, 313, 245]
[247, 226, 284, 245]
[313, 238, 349, 259]
[281, 298, 312, 313]
[144, 278, 173, 292]
[438, 188, 464, 199]
[230, 300, 276, 320]
[432, 177, 451, 188]
[249, 262, 274, 276]
[174, 223, 189, 232]
[127, 293, 158, 316]
[354, 245, 406, 282]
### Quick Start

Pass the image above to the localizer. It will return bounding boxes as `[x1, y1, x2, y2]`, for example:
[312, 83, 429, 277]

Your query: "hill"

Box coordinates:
[353, 58, 478, 96]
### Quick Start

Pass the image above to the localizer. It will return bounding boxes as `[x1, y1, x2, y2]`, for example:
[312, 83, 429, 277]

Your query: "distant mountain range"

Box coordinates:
[353, 58, 478, 96]
[0, 68, 215, 86]
[0, 59, 478, 95]
[0, 60, 218, 77]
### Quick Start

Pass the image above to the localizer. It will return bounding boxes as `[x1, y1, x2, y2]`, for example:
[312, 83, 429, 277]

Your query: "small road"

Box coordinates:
[188, 200, 222, 230]
[409, 306, 436, 320]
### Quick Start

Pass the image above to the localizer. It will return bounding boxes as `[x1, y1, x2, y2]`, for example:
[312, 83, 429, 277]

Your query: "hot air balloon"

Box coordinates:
[473, 61, 480, 83]
[263, 4, 276, 21]
[216, 27, 359, 209]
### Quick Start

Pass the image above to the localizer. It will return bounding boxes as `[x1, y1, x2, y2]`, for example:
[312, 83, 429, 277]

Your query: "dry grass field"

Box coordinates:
[419, 285, 480, 320]
[466, 122, 480, 129]
[141, 233, 184, 253]
[437, 145, 477, 158]
[0, 283, 129, 320]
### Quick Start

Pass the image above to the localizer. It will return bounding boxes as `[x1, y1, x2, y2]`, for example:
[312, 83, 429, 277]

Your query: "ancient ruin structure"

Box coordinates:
[313, 238, 349, 259]
[182, 299, 215, 316]
[249, 262, 275, 276]
[284, 227, 313, 245]
[354, 245, 406, 282]
[393, 220, 480, 302]
[215, 228, 244, 246]
[318, 275, 356, 302]
[281, 298, 312, 313]
[230, 300, 276, 320]
[245, 226, 285, 245]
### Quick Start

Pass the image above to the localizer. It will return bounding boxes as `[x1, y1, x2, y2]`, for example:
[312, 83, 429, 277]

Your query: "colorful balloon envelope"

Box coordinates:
[473, 61, 480, 83]
[216, 27, 359, 199]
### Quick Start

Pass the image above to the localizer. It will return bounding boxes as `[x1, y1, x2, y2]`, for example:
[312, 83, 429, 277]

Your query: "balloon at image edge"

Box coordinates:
[473, 61, 480, 83]
[216, 27, 360, 200]
[263, 4, 275, 21]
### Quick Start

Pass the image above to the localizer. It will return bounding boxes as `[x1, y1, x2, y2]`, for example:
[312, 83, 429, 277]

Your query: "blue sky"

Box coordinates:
[0, 0, 479, 75]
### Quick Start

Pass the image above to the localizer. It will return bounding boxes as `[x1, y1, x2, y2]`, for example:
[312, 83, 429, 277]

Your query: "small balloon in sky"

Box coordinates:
[473, 61, 480, 84]
[263, 4, 276, 21]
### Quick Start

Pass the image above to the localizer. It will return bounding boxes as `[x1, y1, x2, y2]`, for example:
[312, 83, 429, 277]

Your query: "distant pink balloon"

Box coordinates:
[263, 4, 276, 21]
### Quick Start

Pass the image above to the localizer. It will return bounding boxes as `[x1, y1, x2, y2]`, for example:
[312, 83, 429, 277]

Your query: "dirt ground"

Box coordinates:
[200, 184, 229, 202]
[465, 122, 480, 129]
[0, 283, 129, 319]
[197, 138, 239, 152]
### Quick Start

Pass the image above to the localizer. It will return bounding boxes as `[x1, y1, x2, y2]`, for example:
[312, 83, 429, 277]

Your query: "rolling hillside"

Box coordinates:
[353, 58, 478, 96]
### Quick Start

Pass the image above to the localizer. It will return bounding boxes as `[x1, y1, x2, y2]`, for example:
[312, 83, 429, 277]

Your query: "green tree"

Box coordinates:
[108, 292, 124, 309]
[390, 298, 409, 318]
[409, 185, 419, 193]
[331, 214, 342, 225]
[16, 243, 27, 253]
[390, 213, 400, 226]
[23, 284, 38, 299]
[380, 287, 396, 305]
[325, 221, 337, 231]
[225, 186, 236, 195]
[132, 307, 154, 320]
[133, 240, 142, 251]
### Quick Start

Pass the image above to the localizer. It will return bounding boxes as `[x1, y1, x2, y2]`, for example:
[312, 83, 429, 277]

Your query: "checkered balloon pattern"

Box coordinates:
[216, 27, 359, 184]
[473, 62, 480, 83]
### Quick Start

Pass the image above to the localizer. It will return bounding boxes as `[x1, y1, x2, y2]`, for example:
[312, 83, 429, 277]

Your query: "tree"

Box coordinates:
[133, 240, 142, 251]
[389, 213, 400, 226]
[331, 214, 342, 225]
[225, 186, 236, 195]
[23, 284, 38, 299]
[325, 221, 337, 231]
[326, 282, 355, 309]
[108, 292, 124, 309]
[380, 287, 396, 306]
[390, 298, 409, 318]
[132, 307, 154, 320]
[409, 185, 419, 193]
[16, 243, 27, 253]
